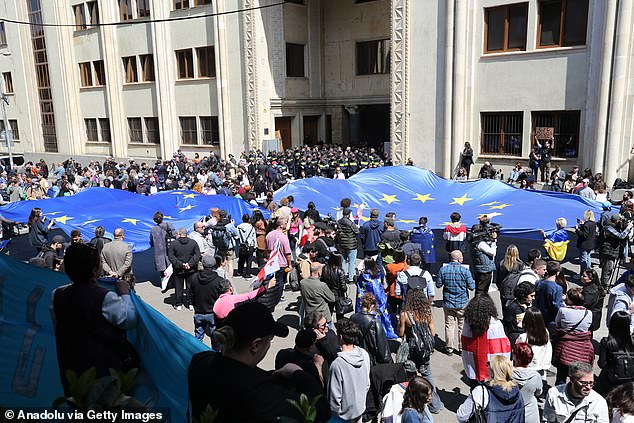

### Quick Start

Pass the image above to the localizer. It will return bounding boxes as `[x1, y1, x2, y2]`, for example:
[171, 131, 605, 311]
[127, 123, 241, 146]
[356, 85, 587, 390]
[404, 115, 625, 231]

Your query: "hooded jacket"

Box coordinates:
[360, 219, 384, 252]
[328, 346, 371, 420]
[337, 216, 359, 251]
[168, 236, 201, 275]
[513, 368, 542, 423]
[190, 269, 226, 314]
[607, 283, 634, 332]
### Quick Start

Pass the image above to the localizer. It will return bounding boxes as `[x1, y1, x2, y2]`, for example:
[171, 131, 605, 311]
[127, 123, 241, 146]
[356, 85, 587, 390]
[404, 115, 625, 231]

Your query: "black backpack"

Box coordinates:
[404, 270, 427, 296]
[499, 270, 524, 303]
[609, 351, 634, 383]
[211, 224, 232, 251]
[406, 312, 435, 366]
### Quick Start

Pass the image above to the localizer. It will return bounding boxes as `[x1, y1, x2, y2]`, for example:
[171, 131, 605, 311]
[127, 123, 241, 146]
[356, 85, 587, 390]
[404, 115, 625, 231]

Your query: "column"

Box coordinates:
[442, 0, 455, 178]
[242, 0, 260, 151]
[390, 0, 410, 165]
[605, 0, 632, 184]
[451, 0, 468, 175]
[345, 106, 360, 145]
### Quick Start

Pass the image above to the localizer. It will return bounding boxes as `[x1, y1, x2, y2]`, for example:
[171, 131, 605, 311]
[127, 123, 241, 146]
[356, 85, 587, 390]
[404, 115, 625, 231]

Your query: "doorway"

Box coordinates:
[303, 115, 320, 146]
[358, 104, 390, 148]
[275, 117, 292, 150]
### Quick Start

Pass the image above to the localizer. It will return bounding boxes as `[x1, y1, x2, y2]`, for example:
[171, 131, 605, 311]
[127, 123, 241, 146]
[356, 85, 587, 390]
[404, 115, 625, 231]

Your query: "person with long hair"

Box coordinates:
[321, 252, 348, 320]
[596, 311, 634, 395]
[28, 207, 54, 252]
[461, 294, 511, 382]
[350, 293, 391, 366]
[581, 268, 606, 332]
[400, 376, 434, 423]
[397, 289, 444, 414]
[250, 209, 267, 267]
[496, 244, 525, 289]
[356, 258, 397, 339]
[607, 382, 634, 422]
[516, 307, 552, 382]
[512, 342, 542, 423]
[286, 207, 303, 259]
[457, 355, 525, 422]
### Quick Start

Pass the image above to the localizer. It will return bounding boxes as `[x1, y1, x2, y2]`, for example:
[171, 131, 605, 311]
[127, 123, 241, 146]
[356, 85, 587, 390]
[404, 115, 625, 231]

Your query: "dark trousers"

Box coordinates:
[474, 272, 493, 295]
[555, 363, 569, 386]
[238, 249, 255, 276]
[256, 248, 266, 268]
[174, 272, 193, 307]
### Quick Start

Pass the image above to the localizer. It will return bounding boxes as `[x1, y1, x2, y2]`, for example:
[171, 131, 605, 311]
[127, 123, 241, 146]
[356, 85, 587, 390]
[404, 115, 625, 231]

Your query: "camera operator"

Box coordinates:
[470, 215, 499, 294]
[599, 213, 633, 290]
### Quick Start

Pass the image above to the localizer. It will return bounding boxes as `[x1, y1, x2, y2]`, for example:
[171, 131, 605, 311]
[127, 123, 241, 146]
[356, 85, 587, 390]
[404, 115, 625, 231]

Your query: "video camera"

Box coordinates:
[469, 217, 502, 244]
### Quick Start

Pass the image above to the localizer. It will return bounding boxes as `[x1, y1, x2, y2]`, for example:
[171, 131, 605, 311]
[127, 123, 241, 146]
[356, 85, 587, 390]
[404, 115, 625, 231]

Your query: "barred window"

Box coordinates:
[180, 117, 197, 144]
[480, 112, 523, 156]
[145, 117, 160, 144]
[200, 116, 219, 145]
[85, 118, 98, 141]
[128, 117, 142, 143]
[532, 111, 580, 158]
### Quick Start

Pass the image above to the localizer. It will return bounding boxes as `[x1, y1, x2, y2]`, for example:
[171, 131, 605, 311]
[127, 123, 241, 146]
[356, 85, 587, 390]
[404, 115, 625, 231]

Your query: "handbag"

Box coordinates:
[335, 292, 353, 315]
[468, 384, 487, 423]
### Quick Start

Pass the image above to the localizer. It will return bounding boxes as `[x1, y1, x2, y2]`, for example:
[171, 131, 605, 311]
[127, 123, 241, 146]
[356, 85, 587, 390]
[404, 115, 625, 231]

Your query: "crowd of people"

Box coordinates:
[35, 182, 634, 422]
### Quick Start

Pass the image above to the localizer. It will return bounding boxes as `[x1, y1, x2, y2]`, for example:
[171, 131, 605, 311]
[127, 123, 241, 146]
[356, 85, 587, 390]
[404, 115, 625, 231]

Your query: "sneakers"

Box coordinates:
[174, 305, 183, 311]
[189, 305, 194, 311]
[443, 347, 454, 355]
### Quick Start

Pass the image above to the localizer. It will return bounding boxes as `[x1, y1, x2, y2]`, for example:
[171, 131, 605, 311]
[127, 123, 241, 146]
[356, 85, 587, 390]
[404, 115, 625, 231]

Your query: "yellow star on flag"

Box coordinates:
[480, 201, 499, 207]
[412, 193, 435, 204]
[183, 193, 197, 199]
[179, 205, 194, 212]
[81, 219, 100, 226]
[478, 212, 503, 219]
[171, 191, 185, 195]
[450, 194, 472, 206]
[442, 221, 453, 226]
[54, 215, 74, 224]
[47, 211, 62, 216]
[379, 194, 399, 204]
[332, 207, 341, 211]
[399, 219, 417, 224]
[489, 203, 510, 210]
[122, 218, 139, 225]
[359, 216, 370, 222]
[163, 215, 175, 220]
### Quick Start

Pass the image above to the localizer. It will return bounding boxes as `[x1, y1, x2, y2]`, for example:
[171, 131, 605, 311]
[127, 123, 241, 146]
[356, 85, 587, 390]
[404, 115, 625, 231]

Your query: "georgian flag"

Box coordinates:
[461, 317, 511, 381]
[257, 241, 281, 282]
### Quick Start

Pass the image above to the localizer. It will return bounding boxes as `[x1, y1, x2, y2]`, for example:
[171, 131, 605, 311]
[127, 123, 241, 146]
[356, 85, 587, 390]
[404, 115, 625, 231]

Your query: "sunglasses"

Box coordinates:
[574, 379, 594, 387]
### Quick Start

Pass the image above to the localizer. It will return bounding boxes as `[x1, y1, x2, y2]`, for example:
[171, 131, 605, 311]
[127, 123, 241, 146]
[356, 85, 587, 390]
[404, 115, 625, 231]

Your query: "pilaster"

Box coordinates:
[390, 0, 409, 165]
[243, 0, 260, 150]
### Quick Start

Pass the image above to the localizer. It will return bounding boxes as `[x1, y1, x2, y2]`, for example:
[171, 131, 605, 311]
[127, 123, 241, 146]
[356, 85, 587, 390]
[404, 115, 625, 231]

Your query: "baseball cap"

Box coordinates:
[52, 235, 66, 244]
[291, 207, 299, 213]
[582, 178, 590, 183]
[224, 302, 289, 343]
[201, 255, 216, 268]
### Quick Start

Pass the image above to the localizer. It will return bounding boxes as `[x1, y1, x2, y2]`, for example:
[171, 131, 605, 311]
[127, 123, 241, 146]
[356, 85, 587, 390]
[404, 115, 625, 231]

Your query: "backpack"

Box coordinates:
[609, 351, 634, 383]
[160, 223, 176, 251]
[211, 224, 232, 251]
[406, 312, 435, 366]
[404, 270, 427, 296]
[499, 270, 523, 303]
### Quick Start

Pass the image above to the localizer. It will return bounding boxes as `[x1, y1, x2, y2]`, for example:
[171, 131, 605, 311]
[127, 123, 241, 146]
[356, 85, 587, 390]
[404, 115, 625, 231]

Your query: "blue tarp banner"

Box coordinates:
[0, 189, 268, 252]
[276, 166, 605, 239]
[0, 253, 206, 421]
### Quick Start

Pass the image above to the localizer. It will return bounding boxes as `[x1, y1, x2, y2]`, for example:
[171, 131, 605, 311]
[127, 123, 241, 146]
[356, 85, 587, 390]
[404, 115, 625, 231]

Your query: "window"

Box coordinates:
[9, 120, 19, 141]
[87, 1, 99, 24]
[480, 112, 523, 156]
[484, 3, 528, 53]
[93, 60, 105, 86]
[200, 116, 219, 145]
[79, 62, 92, 87]
[0, 22, 6, 46]
[532, 111, 580, 158]
[174, 0, 189, 9]
[356, 39, 390, 75]
[286, 43, 305, 77]
[3, 72, 13, 93]
[128, 117, 142, 143]
[119, 0, 133, 21]
[122, 56, 138, 83]
[197, 46, 215, 78]
[195, 0, 212, 5]
[180, 117, 197, 144]
[85, 118, 98, 141]
[538, 0, 588, 47]
[145, 117, 160, 143]
[73, 4, 87, 30]
[140, 54, 155, 81]
[99, 118, 111, 142]
[176, 49, 194, 79]
[137, 0, 150, 18]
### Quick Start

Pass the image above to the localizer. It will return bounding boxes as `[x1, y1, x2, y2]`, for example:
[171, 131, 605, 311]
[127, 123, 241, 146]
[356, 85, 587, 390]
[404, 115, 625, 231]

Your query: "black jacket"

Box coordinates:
[321, 265, 347, 298]
[502, 300, 526, 345]
[337, 217, 359, 251]
[256, 276, 283, 313]
[576, 221, 597, 250]
[315, 330, 340, 366]
[188, 352, 330, 423]
[89, 235, 112, 255]
[190, 269, 226, 314]
[168, 237, 201, 275]
[350, 311, 392, 366]
[582, 283, 604, 332]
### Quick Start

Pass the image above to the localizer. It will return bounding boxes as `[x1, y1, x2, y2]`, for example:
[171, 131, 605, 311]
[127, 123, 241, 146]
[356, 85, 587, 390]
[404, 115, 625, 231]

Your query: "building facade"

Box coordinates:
[0, 0, 633, 183]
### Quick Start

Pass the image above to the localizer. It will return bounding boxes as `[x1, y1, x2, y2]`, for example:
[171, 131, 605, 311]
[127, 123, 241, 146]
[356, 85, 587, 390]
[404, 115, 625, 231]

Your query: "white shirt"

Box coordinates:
[518, 269, 539, 285]
[517, 333, 552, 375]
[543, 384, 608, 423]
[396, 266, 435, 298]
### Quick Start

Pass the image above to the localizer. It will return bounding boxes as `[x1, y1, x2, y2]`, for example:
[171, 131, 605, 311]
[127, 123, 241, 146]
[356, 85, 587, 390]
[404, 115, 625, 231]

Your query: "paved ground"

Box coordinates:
[6, 229, 617, 422]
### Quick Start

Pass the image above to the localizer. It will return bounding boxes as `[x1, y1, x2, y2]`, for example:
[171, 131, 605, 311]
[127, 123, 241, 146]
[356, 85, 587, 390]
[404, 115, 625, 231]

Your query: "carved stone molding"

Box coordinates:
[243, 0, 259, 149]
[390, 0, 409, 164]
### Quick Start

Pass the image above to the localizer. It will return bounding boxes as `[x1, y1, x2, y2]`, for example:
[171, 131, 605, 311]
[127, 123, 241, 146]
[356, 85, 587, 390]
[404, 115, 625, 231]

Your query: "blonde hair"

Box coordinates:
[583, 210, 595, 222]
[487, 355, 516, 392]
[503, 245, 520, 272]
[556, 217, 567, 229]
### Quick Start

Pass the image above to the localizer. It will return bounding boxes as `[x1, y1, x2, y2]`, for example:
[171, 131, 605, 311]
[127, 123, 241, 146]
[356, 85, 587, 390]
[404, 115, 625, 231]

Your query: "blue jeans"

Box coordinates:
[580, 249, 592, 273]
[419, 362, 445, 414]
[341, 249, 357, 282]
[193, 313, 215, 341]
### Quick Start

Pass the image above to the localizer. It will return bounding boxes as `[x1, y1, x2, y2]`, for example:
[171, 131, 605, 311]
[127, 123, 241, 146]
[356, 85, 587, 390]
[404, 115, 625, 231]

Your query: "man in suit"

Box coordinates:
[101, 228, 134, 288]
